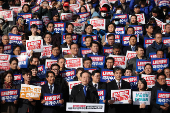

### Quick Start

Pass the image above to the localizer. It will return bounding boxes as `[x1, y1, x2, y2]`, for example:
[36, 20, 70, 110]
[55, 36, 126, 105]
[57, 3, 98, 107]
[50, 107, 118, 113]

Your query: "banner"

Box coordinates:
[103, 47, 113, 56]
[65, 58, 83, 69]
[100, 69, 114, 82]
[61, 33, 78, 44]
[111, 89, 131, 104]
[129, 14, 145, 24]
[0, 10, 13, 21]
[162, 37, 170, 47]
[133, 91, 151, 105]
[62, 48, 71, 57]
[45, 59, 58, 70]
[41, 45, 52, 58]
[80, 48, 91, 57]
[11, 7, 22, 16]
[0, 61, 10, 71]
[54, 22, 66, 33]
[105, 33, 121, 44]
[28, 19, 43, 30]
[9, 33, 22, 45]
[141, 74, 156, 88]
[81, 35, 98, 47]
[44, 93, 62, 106]
[18, 13, 32, 24]
[31, 5, 40, 12]
[0, 54, 10, 61]
[60, 13, 73, 21]
[90, 19, 105, 30]
[11, 55, 28, 68]
[158, 0, 170, 7]
[66, 102, 105, 112]
[100, 0, 111, 7]
[26, 39, 43, 52]
[113, 14, 129, 25]
[122, 35, 139, 46]
[84, 68, 98, 73]
[129, 25, 143, 36]
[109, 55, 126, 69]
[122, 76, 139, 89]
[77, 12, 91, 23]
[0, 89, 19, 102]
[166, 78, 170, 86]
[126, 51, 137, 61]
[149, 52, 166, 59]
[98, 89, 106, 104]
[87, 55, 105, 68]
[136, 59, 151, 72]
[42, 16, 50, 26]
[37, 65, 46, 79]
[115, 27, 125, 34]
[108, 0, 117, 3]
[31, 81, 46, 86]
[13, 74, 23, 85]
[156, 90, 170, 105]
[59, 70, 76, 82]
[4, 44, 13, 55]
[68, 81, 82, 95]
[71, 22, 85, 34]
[151, 58, 169, 71]
[20, 84, 41, 100]
[69, 4, 80, 12]
[162, 23, 166, 34]
[152, 16, 163, 28]
[144, 37, 155, 48]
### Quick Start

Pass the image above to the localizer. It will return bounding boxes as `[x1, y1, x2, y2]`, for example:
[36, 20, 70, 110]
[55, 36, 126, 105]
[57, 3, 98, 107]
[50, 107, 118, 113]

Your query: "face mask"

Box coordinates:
[116, 10, 122, 14]
[101, 13, 106, 17]
[115, 21, 119, 25]
[77, 19, 81, 23]
[166, 20, 170, 23]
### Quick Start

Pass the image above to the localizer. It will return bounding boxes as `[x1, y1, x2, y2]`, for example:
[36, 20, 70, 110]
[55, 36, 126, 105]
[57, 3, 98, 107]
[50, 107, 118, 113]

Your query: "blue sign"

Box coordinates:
[151, 58, 169, 71]
[8, 33, 22, 45]
[31, 81, 47, 86]
[162, 37, 170, 47]
[81, 35, 98, 47]
[115, 27, 125, 34]
[149, 52, 166, 59]
[59, 70, 76, 82]
[100, 69, 114, 82]
[136, 59, 151, 72]
[103, 47, 113, 56]
[13, 74, 23, 85]
[156, 90, 170, 105]
[37, 65, 46, 79]
[87, 55, 105, 69]
[54, 22, 66, 33]
[129, 25, 143, 36]
[44, 93, 62, 106]
[122, 34, 138, 46]
[0, 89, 19, 102]
[18, 13, 32, 24]
[28, 19, 43, 30]
[97, 89, 106, 104]
[112, 14, 129, 25]
[80, 47, 91, 57]
[122, 76, 139, 89]
[105, 33, 121, 44]
[84, 68, 98, 73]
[11, 55, 28, 68]
[77, 12, 91, 23]
[61, 33, 78, 44]
[144, 37, 155, 48]
[4, 44, 13, 55]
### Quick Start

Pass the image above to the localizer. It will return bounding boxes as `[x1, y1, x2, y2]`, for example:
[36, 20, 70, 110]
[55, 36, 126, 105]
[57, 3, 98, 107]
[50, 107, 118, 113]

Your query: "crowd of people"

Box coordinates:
[0, 0, 170, 113]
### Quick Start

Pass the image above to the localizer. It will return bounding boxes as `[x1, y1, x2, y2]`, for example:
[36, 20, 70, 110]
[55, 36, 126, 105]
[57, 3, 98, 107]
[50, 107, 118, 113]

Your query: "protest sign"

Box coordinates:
[103, 47, 113, 56]
[166, 78, 170, 86]
[0, 10, 13, 21]
[162, 23, 166, 34]
[0, 89, 19, 102]
[141, 74, 156, 88]
[68, 81, 82, 95]
[105, 33, 121, 44]
[13, 74, 23, 85]
[61, 33, 78, 44]
[115, 27, 125, 34]
[151, 58, 169, 71]
[60, 70, 76, 82]
[9, 33, 22, 45]
[100, 69, 114, 82]
[111, 89, 131, 104]
[152, 16, 163, 28]
[4, 44, 13, 55]
[45, 59, 58, 70]
[113, 14, 129, 25]
[18, 13, 32, 24]
[37, 65, 46, 79]
[11, 7, 22, 16]
[0, 6, 2, 11]
[42, 16, 50, 26]
[126, 51, 137, 61]
[0, 54, 10, 61]
[0, 61, 10, 71]
[20, 84, 41, 100]
[109, 55, 126, 69]
[26, 39, 43, 52]
[54, 22, 66, 33]
[31, 5, 40, 12]
[28, 19, 43, 30]
[80, 48, 91, 57]
[162, 37, 170, 47]
[122, 35, 139, 46]
[136, 59, 151, 72]
[129, 14, 145, 24]
[44, 94, 62, 106]
[100, 0, 111, 7]
[41, 45, 52, 58]
[149, 52, 166, 59]
[60, 13, 73, 21]
[31, 81, 47, 86]
[81, 35, 98, 47]
[144, 37, 155, 48]
[133, 91, 151, 105]
[84, 4, 90, 12]
[69, 4, 80, 12]
[11, 55, 28, 68]
[84, 68, 98, 73]
[158, 0, 170, 7]
[71, 22, 85, 34]
[77, 12, 91, 23]
[108, 0, 117, 3]
[90, 19, 105, 30]
[87, 55, 105, 68]
[129, 25, 143, 36]
[62, 48, 71, 57]
[98, 89, 106, 104]
[65, 58, 83, 69]
[156, 90, 170, 105]
[122, 76, 139, 89]
[66, 102, 105, 112]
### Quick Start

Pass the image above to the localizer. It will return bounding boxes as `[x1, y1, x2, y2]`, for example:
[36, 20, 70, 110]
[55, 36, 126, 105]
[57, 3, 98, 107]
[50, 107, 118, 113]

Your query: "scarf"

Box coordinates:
[4, 82, 12, 89]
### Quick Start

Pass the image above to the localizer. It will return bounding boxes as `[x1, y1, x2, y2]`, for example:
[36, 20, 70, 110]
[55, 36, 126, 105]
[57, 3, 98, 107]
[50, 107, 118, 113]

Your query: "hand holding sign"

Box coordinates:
[108, 100, 115, 104]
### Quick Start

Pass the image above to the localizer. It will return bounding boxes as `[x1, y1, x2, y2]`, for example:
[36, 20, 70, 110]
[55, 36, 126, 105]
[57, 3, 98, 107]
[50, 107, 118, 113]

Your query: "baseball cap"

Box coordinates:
[100, 7, 108, 12]
[134, 4, 140, 8]
[63, 2, 69, 7]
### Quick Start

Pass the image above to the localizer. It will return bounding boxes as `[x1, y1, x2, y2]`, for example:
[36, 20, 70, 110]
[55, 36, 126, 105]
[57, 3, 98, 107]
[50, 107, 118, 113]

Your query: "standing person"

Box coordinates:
[1, 71, 17, 113]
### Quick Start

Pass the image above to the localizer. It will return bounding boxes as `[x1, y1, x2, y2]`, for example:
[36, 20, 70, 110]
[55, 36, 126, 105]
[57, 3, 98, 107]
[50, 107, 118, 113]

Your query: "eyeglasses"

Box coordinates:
[52, 69, 59, 71]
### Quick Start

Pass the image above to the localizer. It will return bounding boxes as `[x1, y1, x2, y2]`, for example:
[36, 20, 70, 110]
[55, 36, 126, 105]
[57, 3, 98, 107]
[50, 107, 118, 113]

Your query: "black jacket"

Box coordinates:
[123, 46, 132, 55]
[89, 81, 107, 90]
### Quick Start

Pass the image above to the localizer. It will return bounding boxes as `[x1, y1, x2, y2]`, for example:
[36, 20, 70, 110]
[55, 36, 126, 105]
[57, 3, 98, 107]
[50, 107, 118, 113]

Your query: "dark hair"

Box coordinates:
[157, 73, 166, 79]
[85, 36, 93, 42]
[138, 78, 147, 90]
[107, 34, 115, 39]
[11, 26, 18, 32]
[79, 6, 87, 13]
[22, 69, 32, 76]
[30, 56, 39, 63]
[66, 23, 74, 28]
[51, 63, 60, 70]
[113, 67, 123, 73]
[127, 27, 135, 33]
[70, 43, 78, 49]
[85, 24, 93, 29]
[83, 57, 92, 63]
[90, 41, 99, 47]
[156, 49, 164, 54]
[80, 70, 91, 77]
[145, 24, 153, 29]
[108, 23, 116, 29]
[165, 23, 170, 29]
[2, 71, 14, 83]
[13, 45, 21, 51]
[22, 4, 30, 13]
[65, 33, 72, 39]
[155, 32, 162, 38]
[22, 34, 28, 40]
[30, 24, 38, 29]
[124, 67, 132, 72]
[29, 65, 38, 70]
[0, 43, 4, 48]
[9, 57, 18, 64]
[131, 14, 137, 20]
[76, 68, 84, 75]
[44, 32, 52, 38]
[46, 71, 55, 78]
[113, 43, 121, 50]
[47, 22, 54, 28]
[72, 15, 80, 22]
[106, 57, 114, 63]
[163, 67, 170, 74]
[32, 12, 40, 19]
[91, 70, 101, 76]
[135, 45, 144, 51]
[129, 35, 137, 40]
[57, 57, 66, 62]
[144, 63, 153, 70]
[52, 45, 60, 50]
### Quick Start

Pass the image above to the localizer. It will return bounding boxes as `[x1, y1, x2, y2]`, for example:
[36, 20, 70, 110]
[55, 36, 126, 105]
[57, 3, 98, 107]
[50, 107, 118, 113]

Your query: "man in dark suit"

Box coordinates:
[83, 57, 92, 68]
[144, 24, 154, 38]
[60, 33, 73, 49]
[104, 57, 114, 70]
[106, 67, 132, 113]
[103, 34, 115, 47]
[70, 70, 99, 103]
[41, 71, 64, 113]
[151, 73, 170, 113]
[43, 32, 52, 46]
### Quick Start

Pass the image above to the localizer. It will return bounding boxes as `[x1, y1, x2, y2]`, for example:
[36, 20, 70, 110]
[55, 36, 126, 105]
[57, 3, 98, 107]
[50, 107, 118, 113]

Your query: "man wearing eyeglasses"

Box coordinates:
[51, 45, 61, 60]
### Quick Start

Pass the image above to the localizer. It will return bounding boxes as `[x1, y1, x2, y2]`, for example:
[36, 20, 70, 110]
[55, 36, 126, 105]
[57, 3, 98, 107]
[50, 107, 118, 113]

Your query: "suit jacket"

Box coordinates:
[85, 52, 103, 58]
[123, 46, 132, 55]
[89, 81, 107, 90]
[70, 84, 99, 103]
[64, 54, 82, 58]
[41, 83, 63, 113]
[106, 79, 131, 113]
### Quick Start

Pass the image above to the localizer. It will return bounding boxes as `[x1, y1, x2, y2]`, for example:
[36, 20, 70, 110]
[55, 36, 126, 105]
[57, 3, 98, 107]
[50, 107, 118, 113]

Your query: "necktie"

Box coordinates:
[83, 86, 87, 96]
[132, 46, 135, 51]
[50, 85, 53, 94]
[94, 84, 97, 89]
[118, 82, 120, 89]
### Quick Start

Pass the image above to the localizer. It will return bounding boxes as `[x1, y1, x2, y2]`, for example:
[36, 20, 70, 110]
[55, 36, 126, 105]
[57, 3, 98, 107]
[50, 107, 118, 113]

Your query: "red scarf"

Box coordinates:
[4, 82, 12, 89]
